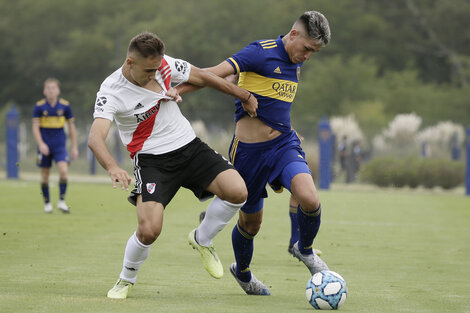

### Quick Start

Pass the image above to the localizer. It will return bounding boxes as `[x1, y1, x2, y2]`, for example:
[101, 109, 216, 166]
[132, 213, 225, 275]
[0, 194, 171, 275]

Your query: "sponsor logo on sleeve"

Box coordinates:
[95, 96, 107, 112]
[174, 60, 188, 75]
[95, 96, 107, 106]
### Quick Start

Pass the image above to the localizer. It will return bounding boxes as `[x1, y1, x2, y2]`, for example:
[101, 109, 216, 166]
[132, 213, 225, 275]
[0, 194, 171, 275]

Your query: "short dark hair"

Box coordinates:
[298, 11, 331, 46]
[128, 32, 165, 58]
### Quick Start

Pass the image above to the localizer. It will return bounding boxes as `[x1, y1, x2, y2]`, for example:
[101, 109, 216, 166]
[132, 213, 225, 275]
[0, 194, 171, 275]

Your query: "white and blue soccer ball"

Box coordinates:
[306, 270, 347, 310]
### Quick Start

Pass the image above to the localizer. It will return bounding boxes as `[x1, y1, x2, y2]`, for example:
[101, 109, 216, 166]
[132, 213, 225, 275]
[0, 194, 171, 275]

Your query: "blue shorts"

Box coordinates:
[36, 143, 69, 168]
[229, 130, 311, 213]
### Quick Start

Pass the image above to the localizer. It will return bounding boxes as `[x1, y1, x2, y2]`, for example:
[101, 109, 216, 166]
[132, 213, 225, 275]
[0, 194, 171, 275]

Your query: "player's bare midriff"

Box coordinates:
[235, 115, 282, 143]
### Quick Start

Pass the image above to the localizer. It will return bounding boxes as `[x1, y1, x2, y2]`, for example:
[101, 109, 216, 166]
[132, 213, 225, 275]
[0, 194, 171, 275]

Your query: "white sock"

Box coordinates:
[196, 197, 245, 246]
[119, 232, 151, 284]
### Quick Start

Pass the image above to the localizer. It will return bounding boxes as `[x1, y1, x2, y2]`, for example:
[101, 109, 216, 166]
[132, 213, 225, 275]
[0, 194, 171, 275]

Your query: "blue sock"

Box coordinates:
[289, 205, 299, 245]
[41, 183, 49, 203]
[232, 222, 255, 282]
[297, 204, 321, 255]
[59, 179, 67, 201]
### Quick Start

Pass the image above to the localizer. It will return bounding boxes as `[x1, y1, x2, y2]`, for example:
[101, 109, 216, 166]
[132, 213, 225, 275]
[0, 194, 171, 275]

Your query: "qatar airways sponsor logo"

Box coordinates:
[134, 102, 161, 123]
[271, 82, 297, 99]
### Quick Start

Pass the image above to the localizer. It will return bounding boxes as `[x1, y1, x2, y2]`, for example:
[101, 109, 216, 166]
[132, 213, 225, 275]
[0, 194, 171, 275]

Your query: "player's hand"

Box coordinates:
[107, 166, 132, 191]
[166, 87, 182, 103]
[70, 146, 79, 160]
[39, 143, 50, 156]
[242, 93, 258, 118]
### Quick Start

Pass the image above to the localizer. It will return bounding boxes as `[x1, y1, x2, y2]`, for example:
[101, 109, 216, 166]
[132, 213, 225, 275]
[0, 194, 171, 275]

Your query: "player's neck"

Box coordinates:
[122, 64, 138, 86]
[282, 35, 288, 46]
[122, 64, 130, 80]
[47, 97, 58, 106]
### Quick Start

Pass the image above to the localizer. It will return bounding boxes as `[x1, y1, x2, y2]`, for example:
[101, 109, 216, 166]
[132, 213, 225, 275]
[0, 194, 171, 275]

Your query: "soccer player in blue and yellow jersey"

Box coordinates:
[179, 11, 331, 295]
[32, 78, 78, 213]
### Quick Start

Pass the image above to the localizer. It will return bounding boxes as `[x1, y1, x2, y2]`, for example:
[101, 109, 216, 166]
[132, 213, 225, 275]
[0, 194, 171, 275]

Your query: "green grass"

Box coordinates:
[1, 179, 469, 313]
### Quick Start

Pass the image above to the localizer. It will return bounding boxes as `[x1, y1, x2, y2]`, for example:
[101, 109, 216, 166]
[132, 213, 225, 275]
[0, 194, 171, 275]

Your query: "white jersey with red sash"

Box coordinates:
[93, 55, 195, 158]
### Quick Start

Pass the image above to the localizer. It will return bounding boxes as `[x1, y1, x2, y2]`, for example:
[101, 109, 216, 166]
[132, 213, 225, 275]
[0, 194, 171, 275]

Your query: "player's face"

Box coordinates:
[287, 31, 322, 64]
[129, 54, 162, 86]
[43, 82, 60, 99]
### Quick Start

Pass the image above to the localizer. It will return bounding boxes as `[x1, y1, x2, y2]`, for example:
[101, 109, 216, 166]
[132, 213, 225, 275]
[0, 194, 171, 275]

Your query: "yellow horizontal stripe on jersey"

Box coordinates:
[238, 72, 298, 103]
[262, 44, 277, 49]
[40, 116, 66, 128]
[260, 40, 277, 49]
[260, 40, 276, 45]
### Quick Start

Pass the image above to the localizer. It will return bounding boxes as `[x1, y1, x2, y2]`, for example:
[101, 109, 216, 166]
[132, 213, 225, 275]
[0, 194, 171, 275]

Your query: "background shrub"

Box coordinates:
[360, 156, 396, 187]
[360, 157, 465, 189]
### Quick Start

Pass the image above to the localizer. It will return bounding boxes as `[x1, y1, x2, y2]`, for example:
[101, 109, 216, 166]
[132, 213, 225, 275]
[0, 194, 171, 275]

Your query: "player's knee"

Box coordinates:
[227, 186, 248, 204]
[138, 224, 161, 245]
[299, 194, 321, 212]
[221, 181, 247, 204]
[239, 216, 262, 235]
[242, 221, 261, 235]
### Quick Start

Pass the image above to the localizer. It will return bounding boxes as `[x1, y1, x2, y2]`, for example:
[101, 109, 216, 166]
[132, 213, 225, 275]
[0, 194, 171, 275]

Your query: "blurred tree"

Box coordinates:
[293, 55, 381, 135]
[0, 0, 469, 135]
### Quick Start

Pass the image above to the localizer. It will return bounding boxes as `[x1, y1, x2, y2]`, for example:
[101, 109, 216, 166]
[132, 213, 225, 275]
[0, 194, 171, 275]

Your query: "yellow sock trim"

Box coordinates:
[236, 222, 255, 240]
[289, 205, 298, 213]
[299, 205, 321, 217]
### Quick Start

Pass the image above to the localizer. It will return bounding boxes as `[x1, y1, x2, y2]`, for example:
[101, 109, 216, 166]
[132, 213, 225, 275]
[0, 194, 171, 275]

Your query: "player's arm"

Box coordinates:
[67, 118, 79, 160]
[176, 61, 234, 95]
[185, 63, 258, 117]
[87, 118, 132, 190]
[32, 117, 49, 156]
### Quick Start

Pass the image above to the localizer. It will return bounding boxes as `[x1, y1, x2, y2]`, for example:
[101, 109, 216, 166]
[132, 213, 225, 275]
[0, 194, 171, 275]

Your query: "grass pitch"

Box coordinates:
[0, 179, 469, 313]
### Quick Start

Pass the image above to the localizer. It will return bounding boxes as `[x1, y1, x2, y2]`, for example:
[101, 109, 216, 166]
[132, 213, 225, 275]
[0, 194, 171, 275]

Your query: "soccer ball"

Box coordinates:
[306, 270, 347, 310]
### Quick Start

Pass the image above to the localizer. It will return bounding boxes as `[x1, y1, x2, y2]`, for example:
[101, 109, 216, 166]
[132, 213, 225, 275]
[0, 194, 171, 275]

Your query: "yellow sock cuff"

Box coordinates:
[236, 222, 255, 240]
[299, 204, 321, 217]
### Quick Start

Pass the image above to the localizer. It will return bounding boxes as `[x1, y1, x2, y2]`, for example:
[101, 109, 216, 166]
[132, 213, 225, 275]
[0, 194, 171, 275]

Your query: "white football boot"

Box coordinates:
[57, 200, 70, 213]
[44, 202, 53, 213]
[230, 263, 270, 296]
[292, 242, 329, 275]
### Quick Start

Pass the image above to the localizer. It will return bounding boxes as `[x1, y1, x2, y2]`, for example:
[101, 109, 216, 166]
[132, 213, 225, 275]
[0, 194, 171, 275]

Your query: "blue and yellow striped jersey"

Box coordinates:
[32, 98, 74, 144]
[226, 35, 302, 133]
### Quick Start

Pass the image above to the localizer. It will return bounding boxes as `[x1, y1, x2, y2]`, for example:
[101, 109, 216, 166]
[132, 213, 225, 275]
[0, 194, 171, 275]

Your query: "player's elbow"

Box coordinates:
[87, 132, 100, 152]
[191, 67, 216, 87]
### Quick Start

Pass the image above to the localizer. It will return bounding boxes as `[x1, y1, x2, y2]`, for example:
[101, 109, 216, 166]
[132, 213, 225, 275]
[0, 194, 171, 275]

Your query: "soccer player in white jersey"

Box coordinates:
[88, 32, 258, 299]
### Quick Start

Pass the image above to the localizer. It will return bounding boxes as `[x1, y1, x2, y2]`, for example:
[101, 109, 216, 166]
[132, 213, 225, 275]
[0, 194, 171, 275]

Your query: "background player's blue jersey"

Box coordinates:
[32, 98, 74, 145]
[226, 35, 302, 133]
